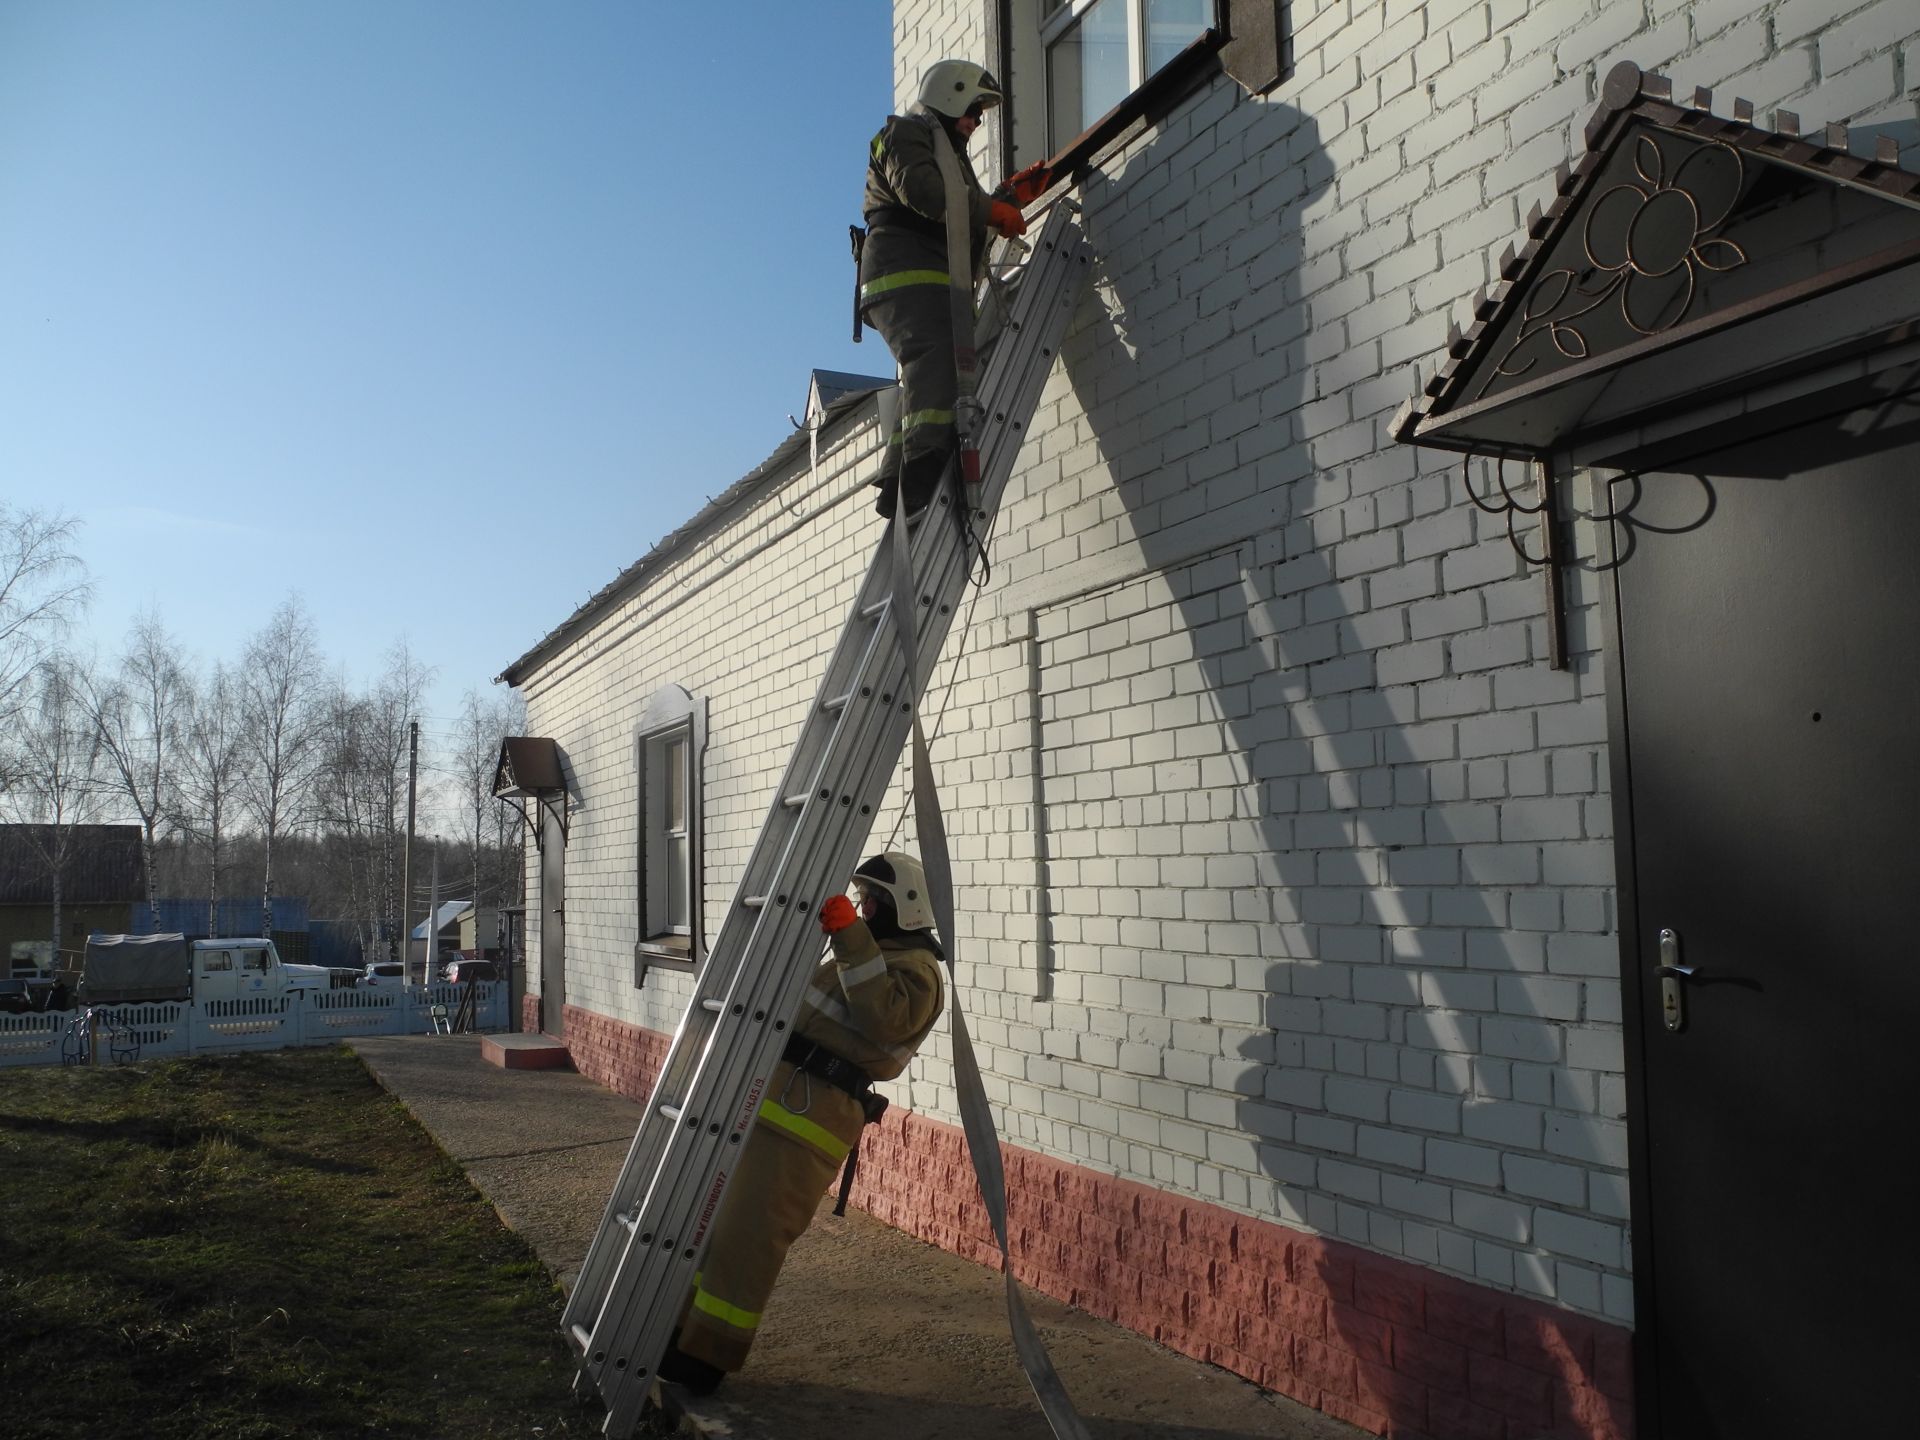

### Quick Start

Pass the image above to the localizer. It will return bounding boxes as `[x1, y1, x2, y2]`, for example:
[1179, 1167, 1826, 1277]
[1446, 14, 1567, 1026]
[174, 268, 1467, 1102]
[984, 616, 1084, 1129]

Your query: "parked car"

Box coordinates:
[442, 959, 498, 985]
[361, 961, 407, 988]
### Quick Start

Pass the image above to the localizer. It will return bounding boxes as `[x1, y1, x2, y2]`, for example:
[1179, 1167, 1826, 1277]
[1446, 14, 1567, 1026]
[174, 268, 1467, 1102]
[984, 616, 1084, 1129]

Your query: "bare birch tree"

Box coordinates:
[174, 662, 246, 936]
[0, 656, 106, 967]
[369, 644, 431, 962]
[239, 597, 325, 940]
[81, 612, 188, 921]
[450, 687, 523, 946]
[311, 677, 373, 949]
[1, 506, 90, 763]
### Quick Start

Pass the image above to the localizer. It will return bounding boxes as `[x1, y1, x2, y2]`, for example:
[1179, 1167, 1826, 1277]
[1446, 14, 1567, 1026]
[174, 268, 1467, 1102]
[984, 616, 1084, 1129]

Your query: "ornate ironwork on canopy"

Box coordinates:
[1392, 61, 1920, 668]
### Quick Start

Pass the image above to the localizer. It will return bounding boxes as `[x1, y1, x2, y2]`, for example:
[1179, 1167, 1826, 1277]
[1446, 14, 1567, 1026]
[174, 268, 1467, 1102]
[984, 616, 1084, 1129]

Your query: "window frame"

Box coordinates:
[634, 685, 706, 983]
[1036, 0, 1223, 156]
[999, 0, 1283, 187]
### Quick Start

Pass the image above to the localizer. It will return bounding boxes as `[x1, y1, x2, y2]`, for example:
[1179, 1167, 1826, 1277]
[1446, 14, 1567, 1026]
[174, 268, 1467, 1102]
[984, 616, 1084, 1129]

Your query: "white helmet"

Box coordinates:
[852, 851, 935, 931]
[917, 59, 1004, 120]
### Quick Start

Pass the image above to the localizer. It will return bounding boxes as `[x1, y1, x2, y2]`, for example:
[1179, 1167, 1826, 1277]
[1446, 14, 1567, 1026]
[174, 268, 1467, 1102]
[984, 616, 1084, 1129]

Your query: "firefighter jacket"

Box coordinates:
[858, 108, 994, 315]
[792, 918, 945, 1081]
[673, 919, 944, 1373]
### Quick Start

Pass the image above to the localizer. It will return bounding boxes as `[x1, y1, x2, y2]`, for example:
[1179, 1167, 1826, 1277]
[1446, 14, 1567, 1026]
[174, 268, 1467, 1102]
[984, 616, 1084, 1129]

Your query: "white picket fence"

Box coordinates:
[0, 981, 509, 1069]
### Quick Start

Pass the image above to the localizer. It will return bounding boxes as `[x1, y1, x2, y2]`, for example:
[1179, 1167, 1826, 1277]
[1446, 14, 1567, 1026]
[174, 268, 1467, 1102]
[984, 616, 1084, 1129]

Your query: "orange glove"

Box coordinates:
[819, 895, 859, 934]
[988, 199, 1028, 238]
[1000, 162, 1053, 207]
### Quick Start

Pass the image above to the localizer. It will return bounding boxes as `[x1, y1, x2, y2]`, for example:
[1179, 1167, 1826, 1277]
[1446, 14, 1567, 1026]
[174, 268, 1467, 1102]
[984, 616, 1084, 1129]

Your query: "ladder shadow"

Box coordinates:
[705, 1378, 1322, 1440]
[1030, 83, 1624, 1435]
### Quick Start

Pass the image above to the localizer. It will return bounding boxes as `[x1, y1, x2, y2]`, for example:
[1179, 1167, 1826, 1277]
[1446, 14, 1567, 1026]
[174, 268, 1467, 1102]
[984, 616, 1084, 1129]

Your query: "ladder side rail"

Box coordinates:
[588, 292, 1091, 1430]
[582, 218, 1089, 1422]
[566, 211, 1088, 1340]
[561, 599, 901, 1326]
[572, 514, 970, 1408]
[575, 211, 1089, 1426]
[566, 516, 952, 1371]
[580, 216, 1090, 1428]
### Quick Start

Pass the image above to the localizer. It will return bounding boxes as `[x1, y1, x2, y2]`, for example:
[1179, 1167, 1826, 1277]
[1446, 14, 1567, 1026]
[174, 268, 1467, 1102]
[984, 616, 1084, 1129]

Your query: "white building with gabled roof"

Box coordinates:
[500, 7, 1920, 1435]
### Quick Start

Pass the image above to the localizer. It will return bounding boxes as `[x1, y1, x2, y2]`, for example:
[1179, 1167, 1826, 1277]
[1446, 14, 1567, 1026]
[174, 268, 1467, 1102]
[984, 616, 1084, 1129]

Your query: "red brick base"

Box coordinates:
[533, 1001, 1635, 1440]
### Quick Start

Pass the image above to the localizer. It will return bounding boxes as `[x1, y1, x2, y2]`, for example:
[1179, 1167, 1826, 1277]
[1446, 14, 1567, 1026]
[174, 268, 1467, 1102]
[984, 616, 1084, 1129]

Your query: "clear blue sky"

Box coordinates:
[0, 0, 894, 739]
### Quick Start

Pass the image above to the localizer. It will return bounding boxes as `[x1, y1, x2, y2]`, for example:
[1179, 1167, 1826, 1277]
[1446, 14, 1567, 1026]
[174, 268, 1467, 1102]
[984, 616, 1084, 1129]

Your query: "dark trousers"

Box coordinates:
[862, 283, 958, 519]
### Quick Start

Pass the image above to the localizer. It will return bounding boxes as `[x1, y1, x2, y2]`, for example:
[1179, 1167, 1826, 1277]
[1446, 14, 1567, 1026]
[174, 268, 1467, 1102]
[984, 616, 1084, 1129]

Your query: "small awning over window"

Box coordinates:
[1393, 62, 1920, 460]
[492, 737, 565, 799]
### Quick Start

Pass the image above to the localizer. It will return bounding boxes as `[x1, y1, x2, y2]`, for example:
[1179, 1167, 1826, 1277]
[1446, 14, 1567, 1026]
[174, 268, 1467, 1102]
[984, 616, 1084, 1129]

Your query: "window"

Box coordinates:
[999, 2, 1281, 179]
[636, 684, 706, 979]
[201, 950, 233, 974]
[660, 732, 690, 934]
[1042, 0, 1216, 150]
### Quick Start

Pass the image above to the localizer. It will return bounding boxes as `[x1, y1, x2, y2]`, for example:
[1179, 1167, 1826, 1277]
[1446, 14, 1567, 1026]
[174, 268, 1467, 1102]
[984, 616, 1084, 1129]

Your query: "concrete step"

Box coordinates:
[481, 1033, 573, 1070]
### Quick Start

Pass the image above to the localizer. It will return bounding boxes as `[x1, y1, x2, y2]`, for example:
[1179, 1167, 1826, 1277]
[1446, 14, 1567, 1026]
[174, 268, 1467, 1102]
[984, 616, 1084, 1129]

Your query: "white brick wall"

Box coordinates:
[516, 416, 894, 1039]
[512, 0, 1917, 1333]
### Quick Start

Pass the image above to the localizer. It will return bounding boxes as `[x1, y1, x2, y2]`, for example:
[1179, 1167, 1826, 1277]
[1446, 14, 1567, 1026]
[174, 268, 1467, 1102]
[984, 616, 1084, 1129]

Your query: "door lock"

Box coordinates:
[1656, 928, 1694, 1033]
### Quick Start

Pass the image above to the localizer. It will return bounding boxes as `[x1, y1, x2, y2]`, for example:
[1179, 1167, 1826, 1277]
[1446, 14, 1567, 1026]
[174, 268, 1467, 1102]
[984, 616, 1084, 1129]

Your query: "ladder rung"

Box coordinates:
[701, 998, 724, 1013]
[742, 894, 769, 909]
[658, 1104, 683, 1122]
[569, 1323, 593, 1354]
[617, 1209, 638, 1235]
[860, 595, 890, 620]
[821, 691, 854, 714]
[782, 791, 809, 809]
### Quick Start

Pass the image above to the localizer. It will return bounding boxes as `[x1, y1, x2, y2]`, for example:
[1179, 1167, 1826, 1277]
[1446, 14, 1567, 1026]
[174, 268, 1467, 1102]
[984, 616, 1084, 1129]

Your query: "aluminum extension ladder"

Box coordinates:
[563, 203, 1092, 1438]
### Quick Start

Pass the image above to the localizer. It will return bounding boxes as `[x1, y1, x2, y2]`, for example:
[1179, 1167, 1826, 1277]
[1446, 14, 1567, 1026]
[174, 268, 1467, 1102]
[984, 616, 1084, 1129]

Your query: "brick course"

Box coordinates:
[539, 1000, 1635, 1439]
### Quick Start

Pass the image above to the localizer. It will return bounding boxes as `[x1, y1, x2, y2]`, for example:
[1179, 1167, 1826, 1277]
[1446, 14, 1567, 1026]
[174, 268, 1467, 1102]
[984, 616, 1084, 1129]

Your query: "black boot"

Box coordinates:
[656, 1341, 726, 1396]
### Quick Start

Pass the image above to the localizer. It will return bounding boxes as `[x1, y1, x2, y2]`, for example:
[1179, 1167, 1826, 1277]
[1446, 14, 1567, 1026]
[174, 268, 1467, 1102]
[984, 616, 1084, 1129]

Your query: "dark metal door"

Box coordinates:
[1609, 389, 1920, 1437]
[539, 801, 566, 1039]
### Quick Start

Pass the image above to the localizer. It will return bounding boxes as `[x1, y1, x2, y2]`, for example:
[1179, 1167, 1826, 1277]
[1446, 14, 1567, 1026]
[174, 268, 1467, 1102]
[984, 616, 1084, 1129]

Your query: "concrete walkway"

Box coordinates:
[350, 1033, 1362, 1440]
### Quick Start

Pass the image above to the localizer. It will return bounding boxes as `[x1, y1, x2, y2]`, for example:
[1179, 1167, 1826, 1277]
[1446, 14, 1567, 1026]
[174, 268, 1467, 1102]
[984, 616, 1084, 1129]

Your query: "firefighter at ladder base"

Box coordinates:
[656, 852, 947, 1393]
[857, 60, 1052, 520]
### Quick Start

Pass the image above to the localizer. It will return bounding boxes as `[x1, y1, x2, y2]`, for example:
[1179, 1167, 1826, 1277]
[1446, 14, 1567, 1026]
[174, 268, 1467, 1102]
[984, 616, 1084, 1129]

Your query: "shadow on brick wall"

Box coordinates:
[1051, 80, 1627, 1439]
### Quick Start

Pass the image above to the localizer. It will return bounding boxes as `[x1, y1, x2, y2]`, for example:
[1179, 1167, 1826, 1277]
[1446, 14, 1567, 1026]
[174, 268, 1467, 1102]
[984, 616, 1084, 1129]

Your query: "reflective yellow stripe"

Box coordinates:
[756, 1096, 850, 1161]
[901, 407, 954, 431]
[860, 269, 951, 299]
[838, 955, 888, 990]
[691, 1282, 761, 1332]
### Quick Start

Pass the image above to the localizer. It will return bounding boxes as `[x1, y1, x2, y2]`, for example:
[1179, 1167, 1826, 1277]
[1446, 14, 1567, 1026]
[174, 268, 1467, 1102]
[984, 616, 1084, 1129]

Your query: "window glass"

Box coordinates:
[664, 733, 689, 933]
[664, 735, 686, 831]
[201, 950, 233, 973]
[1146, 0, 1211, 72]
[1048, 0, 1130, 147]
[636, 686, 704, 971]
[667, 831, 690, 931]
[1046, 0, 1213, 149]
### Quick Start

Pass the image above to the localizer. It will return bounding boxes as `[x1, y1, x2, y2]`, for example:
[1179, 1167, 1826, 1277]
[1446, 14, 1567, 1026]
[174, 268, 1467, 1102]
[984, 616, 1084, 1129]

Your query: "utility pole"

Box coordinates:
[400, 720, 418, 974]
[426, 842, 441, 984]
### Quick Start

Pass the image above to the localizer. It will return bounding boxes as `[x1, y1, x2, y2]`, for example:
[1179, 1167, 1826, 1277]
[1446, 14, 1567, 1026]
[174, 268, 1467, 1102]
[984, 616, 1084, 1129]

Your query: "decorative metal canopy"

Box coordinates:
[1393, 61, 1920, 670]
[1395, 61, 1920, 458]
[492, 736, 568, 847]
[492, 737, 564, 799]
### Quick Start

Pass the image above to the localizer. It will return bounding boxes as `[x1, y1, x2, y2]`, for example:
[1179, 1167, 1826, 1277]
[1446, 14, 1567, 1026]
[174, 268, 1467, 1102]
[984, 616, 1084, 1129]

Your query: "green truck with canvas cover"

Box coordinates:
[81, 933, 333, 1006]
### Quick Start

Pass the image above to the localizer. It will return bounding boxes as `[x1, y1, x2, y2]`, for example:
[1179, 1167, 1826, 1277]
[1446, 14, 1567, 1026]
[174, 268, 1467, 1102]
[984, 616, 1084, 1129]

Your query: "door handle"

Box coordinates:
[1657, 928, 1690, 1032]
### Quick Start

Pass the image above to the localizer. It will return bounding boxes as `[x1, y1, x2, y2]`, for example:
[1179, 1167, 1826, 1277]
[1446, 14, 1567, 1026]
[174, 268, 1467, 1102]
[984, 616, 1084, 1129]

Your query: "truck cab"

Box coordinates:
[191, 939, 322, 1003]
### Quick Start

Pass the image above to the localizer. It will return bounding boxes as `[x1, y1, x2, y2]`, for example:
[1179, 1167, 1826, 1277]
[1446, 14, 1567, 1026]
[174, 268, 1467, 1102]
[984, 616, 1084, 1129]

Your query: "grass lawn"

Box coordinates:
[0, 1047, 606, 1439]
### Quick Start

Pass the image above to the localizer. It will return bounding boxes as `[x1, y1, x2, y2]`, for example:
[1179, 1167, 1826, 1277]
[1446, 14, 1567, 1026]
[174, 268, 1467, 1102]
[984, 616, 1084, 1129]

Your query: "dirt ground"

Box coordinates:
[683, 1196, 1363, 1440]
[348, 1036, 1360, 1440]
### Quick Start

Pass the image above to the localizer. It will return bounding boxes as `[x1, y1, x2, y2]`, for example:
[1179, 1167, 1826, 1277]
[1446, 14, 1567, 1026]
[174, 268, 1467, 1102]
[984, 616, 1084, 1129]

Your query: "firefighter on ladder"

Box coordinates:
[856, 59, 1052, 520]
[657, 852, 947, 1394]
